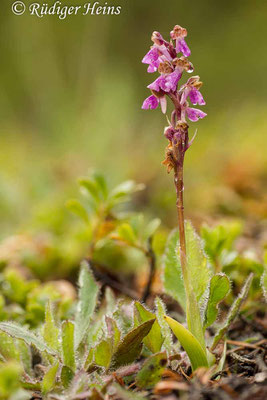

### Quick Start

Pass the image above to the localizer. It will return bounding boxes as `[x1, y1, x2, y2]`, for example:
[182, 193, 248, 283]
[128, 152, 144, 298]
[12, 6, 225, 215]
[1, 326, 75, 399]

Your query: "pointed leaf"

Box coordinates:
[61, 365, 74, 389]
[163, 229, 186, 309]
[117, 223, 137, 245]
[0, 322, 56, 355]
[105, 316, 121, 350]
[61, 321, 75, 371]
[203, 273, 231, 330]
[155, 297, 173, 354]
[41, 362, 59, 395]
[75, 262, 99, 348]
[111, 319, 155, 368]
[136, 352, 167, 388]
[261, 252, 267, 301]
[134, 302, 164, 353]
[0, 332, 20, 362]
[79, 178, 100, 203]
[211, 273, 253, 350]
[163, 222, 210, 310]
[164, 316, 208, 371]
[66, 199, 89, 223]
[94, 339, 113, 369]
[42, 302, 60, 352]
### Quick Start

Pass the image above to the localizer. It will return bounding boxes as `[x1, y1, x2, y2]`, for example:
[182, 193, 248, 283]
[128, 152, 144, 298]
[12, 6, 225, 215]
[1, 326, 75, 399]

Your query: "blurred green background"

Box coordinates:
[0, 0, 267, 239]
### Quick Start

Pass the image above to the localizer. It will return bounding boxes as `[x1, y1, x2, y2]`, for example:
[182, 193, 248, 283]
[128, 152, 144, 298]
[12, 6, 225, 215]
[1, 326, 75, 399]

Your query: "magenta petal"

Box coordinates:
[142, 95, 159, 110]
[147, 64, 158, 73]
[147, 75, 166, 91]
[161, 70, 181, 92]
[177, 38, 191, 57]
[186, 107, 207, 121]
[189, 88, 206, 105]
[142, 47, 159, 64]
[159, 96, 167, 114]
[142, 47, 160, 73]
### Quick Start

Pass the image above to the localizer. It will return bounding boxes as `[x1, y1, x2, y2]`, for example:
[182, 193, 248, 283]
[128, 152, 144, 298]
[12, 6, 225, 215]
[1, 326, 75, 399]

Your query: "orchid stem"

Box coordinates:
[173, 136, 206, 351]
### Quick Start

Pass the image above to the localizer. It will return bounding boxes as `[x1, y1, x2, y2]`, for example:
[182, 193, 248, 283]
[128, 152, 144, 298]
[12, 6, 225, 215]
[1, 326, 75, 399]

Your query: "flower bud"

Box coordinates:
[158, 61, 173, 74]
[173, 57, 194, 72]
[170, 25, 188, 39]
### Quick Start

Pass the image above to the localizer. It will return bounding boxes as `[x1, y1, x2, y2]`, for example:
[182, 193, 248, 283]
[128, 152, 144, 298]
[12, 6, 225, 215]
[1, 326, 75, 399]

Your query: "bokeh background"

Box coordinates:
[0, 0, 266, 240]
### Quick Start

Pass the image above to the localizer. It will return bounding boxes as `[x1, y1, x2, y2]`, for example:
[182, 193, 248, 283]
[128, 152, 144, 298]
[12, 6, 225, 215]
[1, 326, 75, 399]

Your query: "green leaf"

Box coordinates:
[117, 223, 137, 245]
[0, 361, 22, 399]
[79, 178, 100, 203]
[134, 302, 164, 353]
[17, 340, 32, 375]
[203, 273, 231, 330]
[163, 223, 210, 310]
[41, 362, 59, 395]
[143, 218, 161, 240]
[111, 383, 146, 400]
[0, 332, 20, 362]
[92, 172, 108, 200]
[185, 221, 210, 302]
[261, 252, 267, 301]
[105, 316, 121, 350]
[163, 229, 186, 309]
[201, 221, 242, 268]
[0, 322, 56, 355]
[108, 180, 145, 207]
[66, 199, 89, 223]
[155, 297, 173, 354]
[111, 319, 155, 369]
[61, 321, 75, 371]
[211, 273, 253, 350]
[164, 316, 208, 371]
[94, 339, 113, 369]
[42, 302, 60, 352]
[75, 262, 99, 349]
[136, 352, 167, 388]
[61, 365, 74, 389]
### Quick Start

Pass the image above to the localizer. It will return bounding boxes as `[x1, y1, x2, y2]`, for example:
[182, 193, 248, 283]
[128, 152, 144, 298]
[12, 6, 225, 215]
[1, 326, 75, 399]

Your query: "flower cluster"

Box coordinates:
[142, 25, 206, 124]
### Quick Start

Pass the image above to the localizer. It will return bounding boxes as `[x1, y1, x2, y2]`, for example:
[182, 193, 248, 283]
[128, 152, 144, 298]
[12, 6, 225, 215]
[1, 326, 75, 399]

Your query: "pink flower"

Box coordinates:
[176, 38, 191, 57]
[142, 94, 167, 114]
[142, 47, 160, 73]
[170, 25, 191, 57]
[148, 70, 181, 93]
[142, 95, 159, 110]
[186, 107, 207, 122]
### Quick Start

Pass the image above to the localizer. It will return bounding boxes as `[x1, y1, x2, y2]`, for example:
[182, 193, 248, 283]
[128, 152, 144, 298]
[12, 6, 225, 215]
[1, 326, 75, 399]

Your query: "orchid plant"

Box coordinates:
[142, 25, 253, 370]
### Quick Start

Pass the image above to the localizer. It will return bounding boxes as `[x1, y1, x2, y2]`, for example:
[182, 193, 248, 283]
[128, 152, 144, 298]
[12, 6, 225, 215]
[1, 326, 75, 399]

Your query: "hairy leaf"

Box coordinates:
[75, 262, 99, 349]
[136, 352, 167, 388]
[211, 273, 253, 350]
[163, 222, 210, 311]
[155, 297, 173, 354]
[42, 302, 60, 352]
[41, 362, 59, 395]
[164, 316, 208, 371]
[134, 302, 164, 353]
[0, 322, 56, 355]
[62, 321, 75, 371]
[105, 316, 121, 350]
[261, 252, 267, 301]
[111, 319, 155, 368]
[203, 273, 230, 330]
[94, 339, 113, 369]
[163, 229, 186, 309]
[0, 332, 20, 362]
[61, 365, 74, 389]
